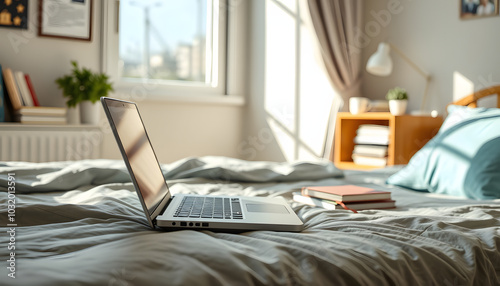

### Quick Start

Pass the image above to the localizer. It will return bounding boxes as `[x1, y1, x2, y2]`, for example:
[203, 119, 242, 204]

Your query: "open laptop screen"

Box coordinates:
[105, 100, 169, 215]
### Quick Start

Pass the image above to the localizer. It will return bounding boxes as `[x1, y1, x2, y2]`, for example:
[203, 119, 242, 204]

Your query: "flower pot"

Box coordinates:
[389, 100, 408, 116]
[67, 106, 80, 125]
[80, 101, 100, 125]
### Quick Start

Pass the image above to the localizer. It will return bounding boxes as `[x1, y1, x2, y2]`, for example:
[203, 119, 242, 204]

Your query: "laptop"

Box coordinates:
[101, 97, 304, 232]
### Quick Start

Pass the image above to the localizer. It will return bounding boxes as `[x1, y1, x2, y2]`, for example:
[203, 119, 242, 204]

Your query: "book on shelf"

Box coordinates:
[24, 74, 40, 107]
[1, 67, 65, 124]
[368, 100, 389, 112]
[351, 154, 387, 167]
[15, 106, 67, 116]
[356, 124, 390, 136]
[14, 114, 67, 124]
[354, 135, 389, 146]
[14, 71, 34, 107]
[301, 185, 391, 202]
[353, 124, 390, 166]
[2, 68, 23, 110]
[354, 124, 390, 145]
[13, 70, 25, 106]
[353, 145, 388, 158]
[293, 192, 396, 211]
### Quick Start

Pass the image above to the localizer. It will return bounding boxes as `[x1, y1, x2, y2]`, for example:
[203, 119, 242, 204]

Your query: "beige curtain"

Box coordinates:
[308, 0, 363, 110]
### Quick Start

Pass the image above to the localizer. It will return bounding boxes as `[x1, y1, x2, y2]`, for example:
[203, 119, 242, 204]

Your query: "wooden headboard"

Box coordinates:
[450, 85, 500, 107]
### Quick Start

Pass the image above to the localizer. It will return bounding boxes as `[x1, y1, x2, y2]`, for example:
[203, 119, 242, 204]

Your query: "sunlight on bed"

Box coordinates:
[54, 186, 133, 206]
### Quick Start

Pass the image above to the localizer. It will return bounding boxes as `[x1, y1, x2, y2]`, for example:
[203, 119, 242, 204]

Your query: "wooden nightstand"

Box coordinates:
[332, 112, 443, 170]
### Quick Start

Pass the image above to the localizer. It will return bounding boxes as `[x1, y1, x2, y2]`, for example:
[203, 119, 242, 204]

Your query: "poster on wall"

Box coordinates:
[0, 0, 29, 30]
[461, 0, 499, 19]
[38, 0, 93, 41]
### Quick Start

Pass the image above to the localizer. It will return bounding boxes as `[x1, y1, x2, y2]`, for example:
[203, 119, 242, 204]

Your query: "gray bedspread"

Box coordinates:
[0, 157, 499, 286]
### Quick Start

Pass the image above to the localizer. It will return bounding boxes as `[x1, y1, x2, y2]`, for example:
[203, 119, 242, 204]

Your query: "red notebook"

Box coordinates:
[301, 185, 391, 202]
[24, 74, 40, 106]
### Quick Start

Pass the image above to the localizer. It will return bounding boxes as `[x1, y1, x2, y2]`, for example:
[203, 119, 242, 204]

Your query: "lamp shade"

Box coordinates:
[366, 42, 393, 76]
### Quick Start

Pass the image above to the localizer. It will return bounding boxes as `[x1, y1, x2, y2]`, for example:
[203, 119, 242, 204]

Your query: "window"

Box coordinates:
[103, 0, 236, 99]
[120, 0, 211, 84]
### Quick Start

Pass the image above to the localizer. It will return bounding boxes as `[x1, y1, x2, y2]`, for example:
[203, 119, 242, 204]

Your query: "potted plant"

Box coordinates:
[55, 61, 113, 124]
[386, 87, 408, 115]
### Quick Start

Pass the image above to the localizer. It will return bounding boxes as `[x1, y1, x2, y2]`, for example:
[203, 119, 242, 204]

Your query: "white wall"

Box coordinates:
[0, 2, 243, 163]
[362, 0, 500, 114]
[0, 1, 102, 107]
[99, 99, 243, 162]
[244, 0, 339, 162]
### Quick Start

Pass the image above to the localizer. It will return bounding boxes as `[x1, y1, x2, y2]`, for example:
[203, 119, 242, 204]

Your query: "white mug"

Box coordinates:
[349, 97, 371, 114]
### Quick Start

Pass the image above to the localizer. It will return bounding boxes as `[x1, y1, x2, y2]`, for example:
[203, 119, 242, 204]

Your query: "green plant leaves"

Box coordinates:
[55, 61, 114, 108]
[386, 87, 408, 100]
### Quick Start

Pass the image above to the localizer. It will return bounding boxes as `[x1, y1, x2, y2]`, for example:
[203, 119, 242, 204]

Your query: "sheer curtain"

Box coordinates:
[308, 0, 363, 106]
[308, 0, 363, 158]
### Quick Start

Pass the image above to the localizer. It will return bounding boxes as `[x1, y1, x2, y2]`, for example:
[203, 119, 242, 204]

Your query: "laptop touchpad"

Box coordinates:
[246, 203, 289, 214]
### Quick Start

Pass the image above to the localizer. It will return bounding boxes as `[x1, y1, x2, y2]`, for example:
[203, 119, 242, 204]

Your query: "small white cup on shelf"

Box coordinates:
[349, 97, 371, 114]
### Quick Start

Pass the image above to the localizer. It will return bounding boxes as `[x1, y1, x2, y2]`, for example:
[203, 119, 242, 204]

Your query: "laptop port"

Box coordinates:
[195, 223, 200, 227]
[189, 222, 193, 227]
[180, 222, 187, 227]
[172, 222, 176, 226]
[202, 223, 209, 227]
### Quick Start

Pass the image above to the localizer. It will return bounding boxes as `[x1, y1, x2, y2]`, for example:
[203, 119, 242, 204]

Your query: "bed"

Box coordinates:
[1, 88, 500, 285]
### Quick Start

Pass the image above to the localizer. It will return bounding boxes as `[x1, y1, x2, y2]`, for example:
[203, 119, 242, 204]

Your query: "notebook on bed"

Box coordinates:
[101, 97, 303, 232]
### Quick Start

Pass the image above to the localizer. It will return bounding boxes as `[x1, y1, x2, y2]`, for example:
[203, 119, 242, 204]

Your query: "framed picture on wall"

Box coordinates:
[461, 0, 499, 19]
[0, 0, 29, 30]
[38, 0, 93, 41]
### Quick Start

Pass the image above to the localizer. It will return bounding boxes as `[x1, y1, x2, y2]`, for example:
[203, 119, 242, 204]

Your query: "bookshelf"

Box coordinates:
[332, 112, 443, 170]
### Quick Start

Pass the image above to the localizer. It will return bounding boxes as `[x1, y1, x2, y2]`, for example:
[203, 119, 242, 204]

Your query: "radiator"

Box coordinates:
[0, 126, 102, 162]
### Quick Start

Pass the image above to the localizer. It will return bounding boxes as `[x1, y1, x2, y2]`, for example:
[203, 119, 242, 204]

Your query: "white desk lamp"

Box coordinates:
[366, 42, 431, 114]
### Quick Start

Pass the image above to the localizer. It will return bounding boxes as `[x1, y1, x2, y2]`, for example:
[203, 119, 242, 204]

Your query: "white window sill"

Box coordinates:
[111, 92, 246, 107]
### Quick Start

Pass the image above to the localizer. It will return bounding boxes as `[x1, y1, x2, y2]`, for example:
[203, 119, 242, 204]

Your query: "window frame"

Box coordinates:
[101, 0, 246, 102]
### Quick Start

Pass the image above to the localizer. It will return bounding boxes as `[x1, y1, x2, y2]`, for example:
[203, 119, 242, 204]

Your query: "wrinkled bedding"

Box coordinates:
[0, 157, 499, 286]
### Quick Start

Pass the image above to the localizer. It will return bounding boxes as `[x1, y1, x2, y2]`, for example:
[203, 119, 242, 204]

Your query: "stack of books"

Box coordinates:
[14, 106, 67, 124]
[1, 66, 67, 124]
[294, 185, 395, 212]
[352, 124, 390, 167]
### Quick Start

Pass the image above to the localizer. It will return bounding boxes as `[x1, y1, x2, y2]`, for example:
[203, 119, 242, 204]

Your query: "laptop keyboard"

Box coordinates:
[173, 196, 243, 219]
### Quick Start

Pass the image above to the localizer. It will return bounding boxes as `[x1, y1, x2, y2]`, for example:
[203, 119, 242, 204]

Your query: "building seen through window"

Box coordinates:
[119, 0, 211, 84]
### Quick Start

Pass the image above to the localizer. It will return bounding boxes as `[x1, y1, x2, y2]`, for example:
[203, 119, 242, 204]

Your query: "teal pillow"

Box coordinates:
[387, 105, 500, 200]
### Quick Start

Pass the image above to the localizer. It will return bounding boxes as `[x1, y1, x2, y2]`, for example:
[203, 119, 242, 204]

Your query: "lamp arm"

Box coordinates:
[389, 43, 430, 80]
[420, 78, 430, 113]
[389, 43, 431, 112]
